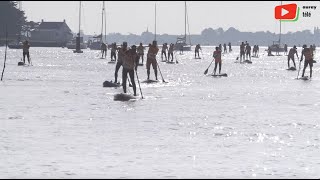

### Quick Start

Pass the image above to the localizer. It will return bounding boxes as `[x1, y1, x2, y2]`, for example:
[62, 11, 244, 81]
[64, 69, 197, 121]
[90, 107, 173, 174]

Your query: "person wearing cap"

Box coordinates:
[114, 42, 128, 84]
[137, 43, 145, 64]
[287, 45, 298, 69]
[22, 40, 31, 64]
[300, 44, 314, 78]
[146, 40, 159, 80]
[122, 45, 137, 96]
[161, 43, 168, 61]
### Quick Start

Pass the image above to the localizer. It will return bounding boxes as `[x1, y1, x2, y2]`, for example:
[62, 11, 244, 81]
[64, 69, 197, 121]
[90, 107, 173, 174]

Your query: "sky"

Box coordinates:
[21, 1, 320, 35]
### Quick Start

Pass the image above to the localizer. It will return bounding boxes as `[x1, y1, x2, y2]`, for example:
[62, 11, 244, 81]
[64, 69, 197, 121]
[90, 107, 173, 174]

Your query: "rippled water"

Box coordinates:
[0, 46, 320, 178]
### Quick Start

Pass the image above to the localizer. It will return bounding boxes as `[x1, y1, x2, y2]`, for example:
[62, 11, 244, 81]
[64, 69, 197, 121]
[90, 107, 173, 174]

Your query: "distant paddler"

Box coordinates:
[114, 42, 127, 84]
[195, 44, 201, 59]
[300, 44, 314, 78]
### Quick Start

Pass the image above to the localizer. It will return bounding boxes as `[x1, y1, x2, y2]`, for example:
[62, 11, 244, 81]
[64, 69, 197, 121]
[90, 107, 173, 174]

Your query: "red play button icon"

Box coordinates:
[275, 3, 297, 20]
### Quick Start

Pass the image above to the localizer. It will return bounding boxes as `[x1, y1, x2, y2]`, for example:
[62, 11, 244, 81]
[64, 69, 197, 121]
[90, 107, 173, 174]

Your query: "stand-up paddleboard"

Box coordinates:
[313, 60, 317, 63]
[114, 93, 136, 101]
[141, 79, 159, 84]
[242, 60, 252, 64]
[138, 63, 144, 66]
[161, 60, 167, 62]
[18, 62, 25, 66]
[286, 67, 296, 71]
[194, 57, 201, 59]
[103, 80, 121, 87]
[298, 76, 309, 80]
[108, 61, 116, 64]
[166, 61, 176, 64]
[211, 73, 228, 77]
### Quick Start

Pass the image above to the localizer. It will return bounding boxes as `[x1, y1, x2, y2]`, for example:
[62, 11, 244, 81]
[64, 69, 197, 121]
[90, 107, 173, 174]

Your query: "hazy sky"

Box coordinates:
[22, 1, 320, 35]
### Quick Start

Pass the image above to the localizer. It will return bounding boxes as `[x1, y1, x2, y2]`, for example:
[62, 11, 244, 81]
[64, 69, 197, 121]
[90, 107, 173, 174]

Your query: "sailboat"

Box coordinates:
[174, 1, 191, 51]
[268, 1, 285, 53]
[67, 1, 86, 52]
[88, 1, 107, 50]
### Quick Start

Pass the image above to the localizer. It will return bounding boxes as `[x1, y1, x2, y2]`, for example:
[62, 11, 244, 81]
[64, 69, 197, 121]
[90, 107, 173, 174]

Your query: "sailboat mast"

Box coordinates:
[279, 0, 282, 44]
[104, 1, 107, 43]
[184, 1, 186, 39]
[78, 1, 81, 37]
[154, 2, 157, 41]
[101, 1, 104, 43]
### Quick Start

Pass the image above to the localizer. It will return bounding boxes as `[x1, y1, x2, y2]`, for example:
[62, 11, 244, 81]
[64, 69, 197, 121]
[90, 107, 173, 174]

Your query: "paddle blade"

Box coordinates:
[204, 69, 209, 75]
[236, 57, 239, 60]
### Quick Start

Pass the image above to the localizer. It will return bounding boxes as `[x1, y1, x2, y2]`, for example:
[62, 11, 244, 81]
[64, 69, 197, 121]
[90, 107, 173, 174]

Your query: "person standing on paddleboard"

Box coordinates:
[300, 44, 314, 78]
[213, 46, 222, 75]
[114, 42, 127, 84]
[161, 43, 168, 61]
[240, 42, 245, 63]
[287, 45, 298, 69]
[168, 43, 174, 62]
[122, 45, 137, 96]
[22, 40, 31, 65]
[101, 42, 107, 58]
[146, 40, 159, 80]
[137, 43, 145, 64]
[195, 44, 201, 59]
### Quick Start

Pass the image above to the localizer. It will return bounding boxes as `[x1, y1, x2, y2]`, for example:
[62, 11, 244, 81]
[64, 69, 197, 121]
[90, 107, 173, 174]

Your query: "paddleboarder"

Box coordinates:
[288, 45, 298, 69]
[300, 44, 313, 78]
[122, 45, 137, 96]
[213, 46, 222, 75]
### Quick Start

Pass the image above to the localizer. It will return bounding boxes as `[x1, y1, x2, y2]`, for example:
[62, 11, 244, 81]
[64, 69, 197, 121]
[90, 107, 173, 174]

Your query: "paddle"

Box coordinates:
[1, 25, 8, 81]
[156, 60, 167, 83]
[204, 59, 214, 75]
[297, 58, 302, 79]
[135, 69, 143, 99]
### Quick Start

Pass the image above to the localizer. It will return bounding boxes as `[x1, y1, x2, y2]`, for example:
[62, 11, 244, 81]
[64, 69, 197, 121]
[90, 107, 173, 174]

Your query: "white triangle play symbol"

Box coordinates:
[281, 8, 289, 17]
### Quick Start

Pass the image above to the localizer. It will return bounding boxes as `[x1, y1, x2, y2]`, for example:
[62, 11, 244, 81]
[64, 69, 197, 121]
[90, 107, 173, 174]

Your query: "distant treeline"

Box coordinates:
[0, 1, 319, 47]
[83, 27, 319, 47]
